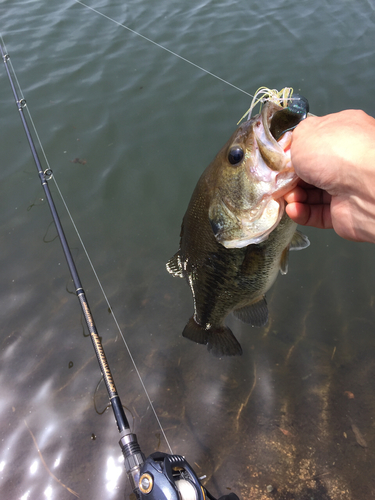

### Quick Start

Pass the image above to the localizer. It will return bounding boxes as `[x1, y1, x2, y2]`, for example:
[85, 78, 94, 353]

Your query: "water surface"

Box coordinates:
[1, 1, 375, 499]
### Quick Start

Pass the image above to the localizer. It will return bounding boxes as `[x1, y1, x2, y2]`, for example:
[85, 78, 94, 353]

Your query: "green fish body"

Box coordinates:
[167, 100, 310, 356]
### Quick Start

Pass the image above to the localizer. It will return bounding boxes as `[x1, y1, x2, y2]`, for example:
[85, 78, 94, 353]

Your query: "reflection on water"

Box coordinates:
[1, 1, 375, 499]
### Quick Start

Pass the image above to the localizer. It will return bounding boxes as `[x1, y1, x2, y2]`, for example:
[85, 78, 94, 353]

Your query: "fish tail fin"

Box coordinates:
[182, 317, 242, 357]
[182, 317, 208, 345]
[207, 327, 243, 357]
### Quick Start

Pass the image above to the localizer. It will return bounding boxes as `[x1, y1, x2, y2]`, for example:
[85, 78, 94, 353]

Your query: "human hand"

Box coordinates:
[284, 110, 375, 243]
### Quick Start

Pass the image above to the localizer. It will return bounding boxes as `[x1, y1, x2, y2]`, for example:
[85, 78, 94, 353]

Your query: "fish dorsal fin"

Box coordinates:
[280, 229, 310, 275]
[232, 296, 268, 327]
[166, 252, 184, 278]
[290, 230, 310, 251]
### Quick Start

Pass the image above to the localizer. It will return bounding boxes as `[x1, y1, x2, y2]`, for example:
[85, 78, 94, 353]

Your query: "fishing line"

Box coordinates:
[74, 0, 254, 98]
[0, 33, 173, 455]
[51, 177, 173, 454]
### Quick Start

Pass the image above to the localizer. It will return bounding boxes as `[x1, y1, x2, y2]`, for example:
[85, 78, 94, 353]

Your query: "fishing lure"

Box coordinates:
[238, 86, 294, 124]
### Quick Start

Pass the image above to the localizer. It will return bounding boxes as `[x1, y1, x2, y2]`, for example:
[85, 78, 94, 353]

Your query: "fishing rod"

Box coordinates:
[1, 44, 240, 500]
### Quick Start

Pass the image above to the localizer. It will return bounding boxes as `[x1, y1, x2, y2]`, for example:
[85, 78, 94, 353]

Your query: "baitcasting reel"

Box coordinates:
[120, 431, 239, 500]
[139, 452, 207, 500]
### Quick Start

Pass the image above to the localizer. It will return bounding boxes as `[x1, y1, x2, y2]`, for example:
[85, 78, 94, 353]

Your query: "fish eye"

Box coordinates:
[228, 146, 244, 165]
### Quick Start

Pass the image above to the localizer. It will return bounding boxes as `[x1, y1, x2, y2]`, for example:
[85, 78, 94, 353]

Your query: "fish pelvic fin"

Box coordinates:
[166, 251, 184, 278]
[182, 317, 242, 357]
[232, 296, 268, 327]
[280, 229, 310, 275]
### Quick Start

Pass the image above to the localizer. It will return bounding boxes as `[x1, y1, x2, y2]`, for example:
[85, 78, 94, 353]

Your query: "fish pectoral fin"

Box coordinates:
[280, 230, 310, 275]
[166, 251, 184, 278]
[280, 246, 289, 275]
[232, 297, 268, 327]
[182, 317, 242, 357]
[290, 230, 310, 251]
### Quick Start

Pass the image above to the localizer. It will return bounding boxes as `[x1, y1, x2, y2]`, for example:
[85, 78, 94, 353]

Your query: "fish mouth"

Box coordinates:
[269, 94, 310, 140]
[253, 96, 310, 194]
[254, 97, 308, 174]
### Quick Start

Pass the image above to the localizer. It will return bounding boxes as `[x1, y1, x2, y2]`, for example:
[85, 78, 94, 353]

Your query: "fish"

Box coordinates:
[167, 95, 310, 357]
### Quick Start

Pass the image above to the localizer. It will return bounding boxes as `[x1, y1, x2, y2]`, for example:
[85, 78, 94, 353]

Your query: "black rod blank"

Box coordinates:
[1, 44, 130, 434]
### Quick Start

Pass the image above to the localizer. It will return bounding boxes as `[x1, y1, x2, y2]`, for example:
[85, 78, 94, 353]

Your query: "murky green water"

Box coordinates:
[1, 1, 375, 499]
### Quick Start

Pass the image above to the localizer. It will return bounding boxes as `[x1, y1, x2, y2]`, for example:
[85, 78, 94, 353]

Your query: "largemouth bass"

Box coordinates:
[167, 95, 310, 357]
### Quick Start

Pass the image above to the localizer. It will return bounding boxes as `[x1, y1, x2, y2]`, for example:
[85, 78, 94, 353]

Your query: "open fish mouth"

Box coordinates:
[254, 91, 309, 173]
[256, 91, 310, 195]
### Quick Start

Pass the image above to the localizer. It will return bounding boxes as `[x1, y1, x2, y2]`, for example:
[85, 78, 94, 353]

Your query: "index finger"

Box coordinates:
[284, 184, 332, 205]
